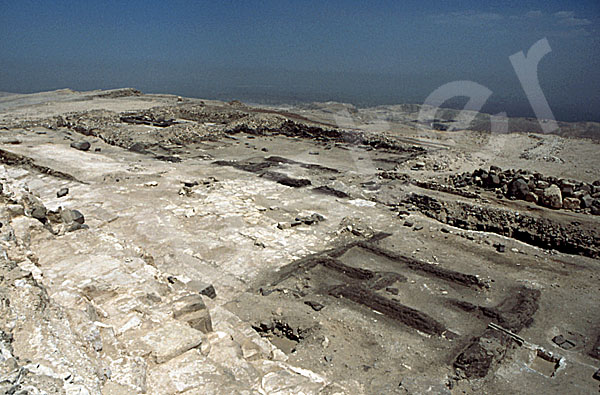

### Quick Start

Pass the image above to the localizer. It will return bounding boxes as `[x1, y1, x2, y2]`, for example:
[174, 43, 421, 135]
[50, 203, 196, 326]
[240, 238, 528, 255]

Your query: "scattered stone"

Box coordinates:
[403, 221, 413, 227]
[295, 213, 325, 225]
[495, 244, 506, 253]
[179, 186, 192, 196]
[31, 205, 47, 221]
[70, 141, 91, 151]
[182, 180, 199, 188]
[385, 287, 399, 295]
[94, 147, 101, 152]
[413, 225, 423, 231]
[304, 301, 324, 311]
[277, 222, 291, 230]
[61, 209, 85, 224]
[57, 187, 69, 198]
[594, 368, 600, 381]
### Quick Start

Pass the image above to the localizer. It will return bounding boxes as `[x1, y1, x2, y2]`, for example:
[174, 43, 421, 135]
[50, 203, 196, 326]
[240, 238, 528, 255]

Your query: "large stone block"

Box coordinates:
[124, 321, 204, 364]
[147, 349, 248, 394]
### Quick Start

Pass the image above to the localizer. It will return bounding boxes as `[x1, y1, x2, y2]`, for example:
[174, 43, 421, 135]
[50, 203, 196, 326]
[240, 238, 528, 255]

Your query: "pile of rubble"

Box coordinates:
[447, 166, 600, 214]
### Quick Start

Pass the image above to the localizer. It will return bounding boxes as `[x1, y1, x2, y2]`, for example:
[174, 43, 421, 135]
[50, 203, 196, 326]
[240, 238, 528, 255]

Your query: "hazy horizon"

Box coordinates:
[1, 1, 599, 122]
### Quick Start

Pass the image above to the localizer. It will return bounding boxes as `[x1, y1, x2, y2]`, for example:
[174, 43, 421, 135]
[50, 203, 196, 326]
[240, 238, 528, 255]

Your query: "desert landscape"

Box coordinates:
[0, 88, 598, 394]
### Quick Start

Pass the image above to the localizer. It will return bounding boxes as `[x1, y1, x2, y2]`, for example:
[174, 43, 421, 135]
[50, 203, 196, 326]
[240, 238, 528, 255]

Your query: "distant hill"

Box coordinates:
[293, 101, 600, 141]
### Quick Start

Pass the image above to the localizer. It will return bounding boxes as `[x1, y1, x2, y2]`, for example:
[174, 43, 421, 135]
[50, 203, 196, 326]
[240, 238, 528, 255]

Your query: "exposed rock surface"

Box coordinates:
[0, 89, 598, 394]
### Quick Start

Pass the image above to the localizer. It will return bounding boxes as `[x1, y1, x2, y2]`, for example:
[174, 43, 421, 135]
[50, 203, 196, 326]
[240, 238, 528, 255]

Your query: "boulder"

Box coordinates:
[6, 204, 24, 217]
[560, 181, 575, 198]
[592, 199, 600, 215]
[562, 197, 580, 210]
[480, 172, 488, 186]
[31, 205, 47, 221]
[536, 180, 550, 189]
[129, 142, 147, 153]
[487, 174, 501, 188]
[581, 194, 594, 208]
[61, 209, 85, 224]
[508, 178, 529, 199]
[22, 194, 47, 222]
[542, 185, 562, 209]
[579, 184, 592, 194]
[70, 141, 91, 151]
[524, 192, 538, 203]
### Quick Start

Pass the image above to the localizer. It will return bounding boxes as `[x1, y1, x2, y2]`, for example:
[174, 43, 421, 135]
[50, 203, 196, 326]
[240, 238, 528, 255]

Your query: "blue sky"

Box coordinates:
[1, 1, 599, 120]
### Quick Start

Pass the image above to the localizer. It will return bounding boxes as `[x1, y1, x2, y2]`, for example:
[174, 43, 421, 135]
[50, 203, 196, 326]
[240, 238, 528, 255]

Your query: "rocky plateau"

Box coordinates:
[0, 88, 599, 394]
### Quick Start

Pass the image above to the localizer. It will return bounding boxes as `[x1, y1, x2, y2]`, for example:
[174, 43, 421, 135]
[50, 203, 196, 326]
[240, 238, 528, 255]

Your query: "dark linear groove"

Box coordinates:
[329, 284, 446, 335]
